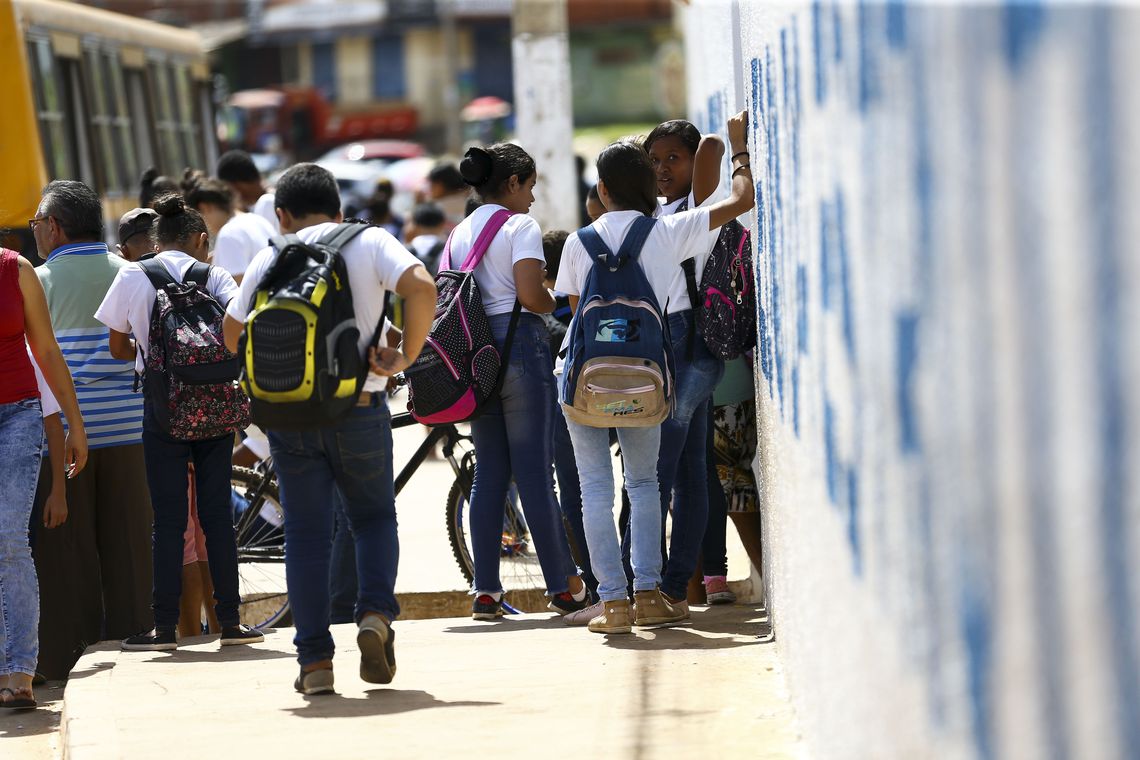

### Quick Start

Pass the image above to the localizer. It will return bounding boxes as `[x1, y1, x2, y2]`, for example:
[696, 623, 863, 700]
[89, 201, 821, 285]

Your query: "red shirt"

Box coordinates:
[0, 249, 40, 404]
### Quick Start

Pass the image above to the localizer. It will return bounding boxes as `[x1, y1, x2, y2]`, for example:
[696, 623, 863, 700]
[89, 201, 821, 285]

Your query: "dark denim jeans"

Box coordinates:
[328, 492, 358, 625]
[268, 400, 399, 667]
[620, 310, 723, 599]
[143, 409, 240, 628]
[470, 313, 577, 595]
[702, 404, 729, 577]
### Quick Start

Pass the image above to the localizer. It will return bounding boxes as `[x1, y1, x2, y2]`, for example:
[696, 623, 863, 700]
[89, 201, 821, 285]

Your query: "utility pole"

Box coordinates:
[511, 0, 577, 232]
[440, 0, 463, 156]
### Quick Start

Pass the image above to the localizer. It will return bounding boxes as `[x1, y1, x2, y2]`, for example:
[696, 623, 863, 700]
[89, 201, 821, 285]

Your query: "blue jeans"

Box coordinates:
[565, 418, 661, 602]
[552, 409, 597, 594]
[470, 313, 577, 595]
[328, 493, 358, 625]
[702, 404, 729, 577]
[268, 400, 399, 667]
[143, 410, 240, 628]
[620, 310, 724, 599]
[0, 398, 43, 676]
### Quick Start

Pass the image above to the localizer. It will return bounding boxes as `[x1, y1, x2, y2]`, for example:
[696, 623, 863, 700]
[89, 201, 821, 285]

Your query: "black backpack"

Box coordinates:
[238, 222, 387, 431]
[679, 202, 756, 360]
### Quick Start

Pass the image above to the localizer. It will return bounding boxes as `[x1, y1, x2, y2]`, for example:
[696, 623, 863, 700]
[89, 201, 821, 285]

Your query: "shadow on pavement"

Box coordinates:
[442, 615, 567, 634]
[601, 626, 765, 652]
[0, 684, 63, 739]
[283, 689, 500, 718]
[142, 646, 297, 664]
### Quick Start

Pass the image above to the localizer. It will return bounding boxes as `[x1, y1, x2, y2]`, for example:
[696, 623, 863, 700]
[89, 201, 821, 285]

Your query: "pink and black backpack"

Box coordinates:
[404, 209, 521, 425]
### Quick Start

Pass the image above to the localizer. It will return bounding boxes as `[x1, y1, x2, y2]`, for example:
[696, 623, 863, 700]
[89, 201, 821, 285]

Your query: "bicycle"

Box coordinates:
[230, 403, 547, 628]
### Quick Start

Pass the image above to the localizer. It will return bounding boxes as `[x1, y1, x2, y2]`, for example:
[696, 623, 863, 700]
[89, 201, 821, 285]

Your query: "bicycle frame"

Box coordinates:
[391, 411, 473, 497]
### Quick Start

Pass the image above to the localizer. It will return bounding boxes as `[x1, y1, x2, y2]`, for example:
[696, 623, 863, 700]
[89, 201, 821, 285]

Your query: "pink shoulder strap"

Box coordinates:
[439, 209, 515, 272]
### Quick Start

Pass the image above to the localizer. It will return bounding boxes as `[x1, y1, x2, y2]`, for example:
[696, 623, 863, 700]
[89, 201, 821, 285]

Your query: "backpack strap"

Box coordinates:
[137, 258, 177, 291]
[576, 224, 612, 267]
[185, 261, 210, 289]
[615, 216, 657, 265]
[316, 220, 371, 252]
[440, 209, 514, 272]
[680, 257, 699, 361]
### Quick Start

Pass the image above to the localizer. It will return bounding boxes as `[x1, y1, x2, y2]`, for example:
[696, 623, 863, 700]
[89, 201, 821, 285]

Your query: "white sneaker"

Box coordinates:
[563, 600, 604, 626]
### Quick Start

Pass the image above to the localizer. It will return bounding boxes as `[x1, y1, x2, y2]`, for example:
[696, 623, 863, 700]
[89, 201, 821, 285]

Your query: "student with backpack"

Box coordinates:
[553, 111, 754, 634]
[96, 194, 261, 651]
[633, 118, 757, 612]
[430, 144, 586, 620]
[223, 163, 437, 695]
[184, 177, 276, 284]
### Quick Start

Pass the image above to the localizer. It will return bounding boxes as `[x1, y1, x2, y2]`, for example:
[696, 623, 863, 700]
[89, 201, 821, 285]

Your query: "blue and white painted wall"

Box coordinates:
[681, 3, 1139, 759]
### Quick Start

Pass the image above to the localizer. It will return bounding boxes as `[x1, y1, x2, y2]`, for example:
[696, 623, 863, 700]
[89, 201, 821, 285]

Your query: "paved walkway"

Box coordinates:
[59, 604, 803, 760]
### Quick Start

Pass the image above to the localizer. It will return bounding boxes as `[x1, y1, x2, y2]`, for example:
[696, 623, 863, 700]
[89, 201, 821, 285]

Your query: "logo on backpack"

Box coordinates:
[560, 216, 674, 428]
[595, 318, 639, 343]
[239, 222, 386, 431]
[139, 260, 250, 441]
[404, 209, 520, 425]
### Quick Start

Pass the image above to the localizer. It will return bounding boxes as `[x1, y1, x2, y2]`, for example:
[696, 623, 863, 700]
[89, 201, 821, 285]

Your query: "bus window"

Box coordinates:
[83, 47, 121, 193]
[125, 68, 156, 176]
[60, 57, 96, 187]
[103, 51, 139, 192]
[149, 61, 184, 174]
[172, 64, 203, 172]
[26, 37, 75, 179]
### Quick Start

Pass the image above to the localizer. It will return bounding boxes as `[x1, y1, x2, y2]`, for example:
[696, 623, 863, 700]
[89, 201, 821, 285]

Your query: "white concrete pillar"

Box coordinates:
[511, 0, 578, 232]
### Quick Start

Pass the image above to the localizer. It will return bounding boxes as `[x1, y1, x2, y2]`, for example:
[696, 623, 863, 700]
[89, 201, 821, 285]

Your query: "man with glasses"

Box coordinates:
[31, 181, 153, 681]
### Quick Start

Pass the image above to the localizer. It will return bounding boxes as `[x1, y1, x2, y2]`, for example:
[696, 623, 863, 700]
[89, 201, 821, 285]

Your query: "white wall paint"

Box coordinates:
[683, 3, 1139, 760]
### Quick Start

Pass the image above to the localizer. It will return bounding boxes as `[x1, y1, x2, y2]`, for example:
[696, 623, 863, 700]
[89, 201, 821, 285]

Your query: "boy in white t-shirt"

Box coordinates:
[222, 163, 437, 696]
[552, 112, 754, 634]
[217, 150, 277, 230]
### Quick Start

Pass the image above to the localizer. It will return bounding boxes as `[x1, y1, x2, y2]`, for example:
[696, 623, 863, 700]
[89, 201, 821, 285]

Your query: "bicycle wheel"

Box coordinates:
[231, 466, 292, 628]
[446, 469, 548, 593]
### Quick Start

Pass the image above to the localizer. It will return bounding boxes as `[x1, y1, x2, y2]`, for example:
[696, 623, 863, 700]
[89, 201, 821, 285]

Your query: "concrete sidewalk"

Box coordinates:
[60, 604, 804, 760]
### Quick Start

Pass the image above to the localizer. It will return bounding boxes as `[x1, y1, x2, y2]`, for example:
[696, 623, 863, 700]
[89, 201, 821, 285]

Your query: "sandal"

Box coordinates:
[0, 686, 37, 709]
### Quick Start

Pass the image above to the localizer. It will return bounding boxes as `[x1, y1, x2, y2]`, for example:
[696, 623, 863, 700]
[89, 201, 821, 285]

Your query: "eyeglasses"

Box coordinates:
[28, 215, 50, 231]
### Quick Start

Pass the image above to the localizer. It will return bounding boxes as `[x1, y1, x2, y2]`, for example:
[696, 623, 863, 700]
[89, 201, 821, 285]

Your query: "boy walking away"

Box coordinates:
[403, 202, 449, 275]
[31, 181, 152, 678]
[116, 208, 158, 262]
[96, 194, 260, 651]
[223, 164, 437, 695]
[217, 150, 277, 230]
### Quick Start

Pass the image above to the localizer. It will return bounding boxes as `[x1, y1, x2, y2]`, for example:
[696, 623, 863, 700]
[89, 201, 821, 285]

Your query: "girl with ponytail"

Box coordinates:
[448, 143, 587, 620]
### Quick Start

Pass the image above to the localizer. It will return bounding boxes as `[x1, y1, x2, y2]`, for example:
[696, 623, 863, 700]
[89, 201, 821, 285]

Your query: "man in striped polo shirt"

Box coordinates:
[32, 181, 152, 678]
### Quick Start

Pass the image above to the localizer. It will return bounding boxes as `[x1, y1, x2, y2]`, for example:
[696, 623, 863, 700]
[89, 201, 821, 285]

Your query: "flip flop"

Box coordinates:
[0, 686, 37, 709]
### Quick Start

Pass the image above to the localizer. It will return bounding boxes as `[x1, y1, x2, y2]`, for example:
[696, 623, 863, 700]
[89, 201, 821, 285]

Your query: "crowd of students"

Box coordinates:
[0, 109, 764, 703]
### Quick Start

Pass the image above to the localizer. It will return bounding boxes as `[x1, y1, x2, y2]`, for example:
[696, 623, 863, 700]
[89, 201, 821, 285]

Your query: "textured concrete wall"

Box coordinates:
[681, 3, 1139, 760]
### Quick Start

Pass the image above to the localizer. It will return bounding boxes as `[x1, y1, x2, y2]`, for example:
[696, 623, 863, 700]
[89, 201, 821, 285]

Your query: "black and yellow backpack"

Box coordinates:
[239, 222, 386, 431]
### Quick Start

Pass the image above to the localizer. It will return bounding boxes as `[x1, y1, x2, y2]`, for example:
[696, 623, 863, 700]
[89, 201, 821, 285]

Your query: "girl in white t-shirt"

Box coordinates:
[552, 111, 754, 633]
[95, 194, 262, 652]
[447, 144, 586, 619]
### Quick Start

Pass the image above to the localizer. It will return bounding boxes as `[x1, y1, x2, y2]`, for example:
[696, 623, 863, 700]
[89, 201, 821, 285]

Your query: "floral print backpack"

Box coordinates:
[139, 259, 250, 441]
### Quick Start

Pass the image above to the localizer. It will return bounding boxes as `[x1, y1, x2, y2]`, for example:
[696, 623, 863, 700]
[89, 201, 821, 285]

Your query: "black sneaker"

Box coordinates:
[220, 624, 265, 646]
[472, 594, 504, 620]
[122, 627, 177, 651]
[547, 591, 589, 615]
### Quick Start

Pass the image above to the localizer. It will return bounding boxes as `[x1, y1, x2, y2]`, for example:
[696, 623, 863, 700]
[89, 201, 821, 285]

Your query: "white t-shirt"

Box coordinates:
[252, 193, 278, 230]
[227, 222, 419, 393]
[409, 234, 444, 272]
[28, 346, 61, 418]
[442, 204, 543, 317]
[554, 208, 713, 312]
[654, 188, 722, 312]
[95, 251, 241, 372]
[212, 212, 277, 278]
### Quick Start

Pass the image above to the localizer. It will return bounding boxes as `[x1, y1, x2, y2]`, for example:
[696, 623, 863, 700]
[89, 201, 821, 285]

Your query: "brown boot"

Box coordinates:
[634, 588, 687, 627]
[587, 598, 633, 634]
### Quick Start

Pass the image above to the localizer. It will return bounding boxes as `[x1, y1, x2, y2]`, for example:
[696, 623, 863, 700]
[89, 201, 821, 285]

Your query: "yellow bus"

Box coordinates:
[0, 0, 215, 258]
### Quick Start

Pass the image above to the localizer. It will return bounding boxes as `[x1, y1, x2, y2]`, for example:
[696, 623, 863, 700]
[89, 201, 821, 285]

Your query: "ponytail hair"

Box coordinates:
[152, 193, 208, 248]
[459, 143, 535, 201]
[595, 141, 657, 216]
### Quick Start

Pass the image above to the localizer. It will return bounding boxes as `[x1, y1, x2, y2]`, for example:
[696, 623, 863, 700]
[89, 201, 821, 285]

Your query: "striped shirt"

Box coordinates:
[37, 242, 143, 449]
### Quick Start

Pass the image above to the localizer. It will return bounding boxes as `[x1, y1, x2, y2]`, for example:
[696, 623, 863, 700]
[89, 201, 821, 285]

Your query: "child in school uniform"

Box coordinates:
[554, 111, 754, 634]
